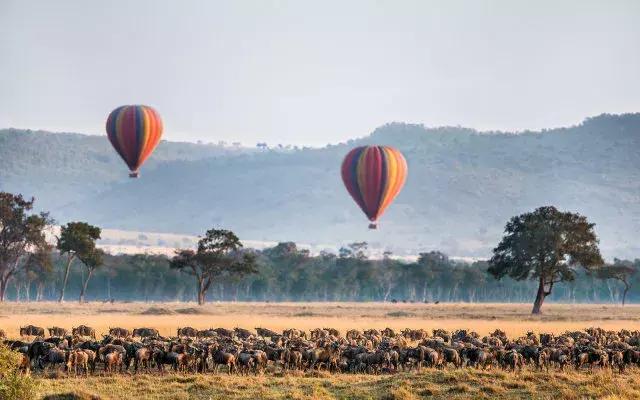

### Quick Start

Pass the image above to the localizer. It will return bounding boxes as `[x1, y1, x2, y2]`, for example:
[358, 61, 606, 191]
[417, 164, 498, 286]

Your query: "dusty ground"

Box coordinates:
[2, 301, 640, 338]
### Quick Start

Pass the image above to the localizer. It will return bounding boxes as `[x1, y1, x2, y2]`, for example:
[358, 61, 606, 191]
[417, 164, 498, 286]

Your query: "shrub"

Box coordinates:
[0, 344, 38, 400]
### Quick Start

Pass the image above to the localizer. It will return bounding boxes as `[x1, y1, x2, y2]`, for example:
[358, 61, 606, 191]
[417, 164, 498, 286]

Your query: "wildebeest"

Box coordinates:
[196, 329, 217, 339]
[104, 351, 123, 374]
[502, 350, 524, 371]
[48, 326, 68, 337]
[39, 347, 67, 372]
[256, 327, 280, 339]
[20, 325, 45, 337]
[109, 327, 131, 338]
[212, 327, 234, 338]
[132, 327, 160, 339]
[72, 325, 96, 339]
[177, 327, 198, 337]
[67, 349, 90, 376]
[210, 345, 236, 374]
[28, 341, 55, 367]
[134, 347, 153, 373]
[234, 327, 253, 339]
[9, 323, 640, 379]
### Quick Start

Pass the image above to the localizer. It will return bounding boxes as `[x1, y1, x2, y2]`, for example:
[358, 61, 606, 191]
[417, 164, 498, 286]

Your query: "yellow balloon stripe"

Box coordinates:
[377, 147, 397, 216]
[377, 148, 407, 219]
[139, 107, 151, 160]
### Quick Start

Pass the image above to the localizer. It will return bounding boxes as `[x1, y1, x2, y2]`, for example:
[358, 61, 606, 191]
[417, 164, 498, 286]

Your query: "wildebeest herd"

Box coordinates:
[3, 325, 640, 377]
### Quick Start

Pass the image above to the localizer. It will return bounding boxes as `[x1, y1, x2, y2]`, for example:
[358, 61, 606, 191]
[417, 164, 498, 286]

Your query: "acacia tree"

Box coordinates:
[378, 251, 399, 302]
[170, 229, 258, 305]
[21, 243, 54, 302]
[413, 251, 449, 302]
[595, 260, 637, 306]
[78, 248, 104, 303]
[56, 222, 101, 302]
[263, 242, 310, 301]
[0, 193, 51, 301]
[488, 206, 604, 314]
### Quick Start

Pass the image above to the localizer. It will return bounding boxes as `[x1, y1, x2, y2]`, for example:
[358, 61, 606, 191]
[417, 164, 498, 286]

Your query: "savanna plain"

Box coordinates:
[5, 302, 640, 400]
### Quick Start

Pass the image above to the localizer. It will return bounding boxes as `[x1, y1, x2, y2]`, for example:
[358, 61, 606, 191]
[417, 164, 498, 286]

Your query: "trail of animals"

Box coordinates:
[3, 325, 637, 376]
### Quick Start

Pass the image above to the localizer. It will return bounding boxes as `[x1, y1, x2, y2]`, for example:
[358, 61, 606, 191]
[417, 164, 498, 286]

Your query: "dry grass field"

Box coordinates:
[2, 301, 640, 338]
[36, 369, 640, 400]
[4, 301, 640, 399]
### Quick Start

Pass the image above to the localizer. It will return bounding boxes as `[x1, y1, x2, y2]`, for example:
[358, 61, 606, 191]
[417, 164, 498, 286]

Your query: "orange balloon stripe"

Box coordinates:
[139, 107, 153, 165]
[376, 147, 398, 218]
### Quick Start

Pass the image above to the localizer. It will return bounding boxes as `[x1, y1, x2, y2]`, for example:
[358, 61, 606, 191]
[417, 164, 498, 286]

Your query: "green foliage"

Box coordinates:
[171, 228, 258, 304]
[595, 259, 637, 281]
[0, 345, 37, 400]
[0, 192, 52, 299]
[489, 206, 604, 281]
[488, 206, 604, 313]
[57, 222, 101, 257]
[4, 244, 640, 304]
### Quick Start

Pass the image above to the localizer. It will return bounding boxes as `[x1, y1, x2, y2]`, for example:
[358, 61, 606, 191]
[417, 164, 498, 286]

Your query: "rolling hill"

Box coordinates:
[1, 113, 638, 259]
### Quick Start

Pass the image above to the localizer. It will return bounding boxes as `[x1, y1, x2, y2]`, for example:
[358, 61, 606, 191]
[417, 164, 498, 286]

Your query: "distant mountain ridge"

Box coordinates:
[1, 113, 638, 259]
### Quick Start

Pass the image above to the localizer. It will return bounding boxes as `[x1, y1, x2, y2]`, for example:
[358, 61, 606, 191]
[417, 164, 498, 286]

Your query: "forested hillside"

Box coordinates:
[1, 113, 638, 258]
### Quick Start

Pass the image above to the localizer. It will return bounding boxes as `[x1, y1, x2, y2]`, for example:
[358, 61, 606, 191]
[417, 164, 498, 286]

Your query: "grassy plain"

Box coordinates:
[2, 301, 640, 338]
[3, 301, 640, 399]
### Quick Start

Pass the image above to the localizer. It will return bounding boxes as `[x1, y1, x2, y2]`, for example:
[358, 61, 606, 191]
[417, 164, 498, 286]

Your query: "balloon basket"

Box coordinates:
[129, 172, 139, 178]
[368, 223, 377, 230]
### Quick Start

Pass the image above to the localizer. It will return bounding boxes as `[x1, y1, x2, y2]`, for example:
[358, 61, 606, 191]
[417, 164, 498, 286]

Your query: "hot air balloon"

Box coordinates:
[106, 105, 163, 178]
[341, 145, 408, 229]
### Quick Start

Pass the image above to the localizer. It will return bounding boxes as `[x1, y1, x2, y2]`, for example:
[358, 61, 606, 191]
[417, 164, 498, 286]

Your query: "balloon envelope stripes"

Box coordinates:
[341, 145, 408, 228]
[106, 105, 163, 177]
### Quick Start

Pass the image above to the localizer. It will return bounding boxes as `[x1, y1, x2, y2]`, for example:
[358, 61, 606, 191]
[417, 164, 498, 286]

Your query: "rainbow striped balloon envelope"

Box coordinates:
[341, 145, 408, 229]
[106, 105, 163, 178]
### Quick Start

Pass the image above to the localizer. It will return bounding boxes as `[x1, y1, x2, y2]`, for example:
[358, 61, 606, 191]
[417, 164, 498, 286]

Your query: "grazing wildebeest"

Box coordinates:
[234, 327, 253, 340]
[72, 325, 96, 339]
[210, 345, 236, 374]
[134, 347, 153, 373]
[80, 349, 97, 374]
[177, 327, 198, 338]
[48, 327, 68, 337]
[256, 327, 280, 339]
[153, 349, 179, 373]
[108, 327, 131, 338]
[67, 349, 90, 377]
[213, 328, 234, 338]
[39, 347, 67, 372]
[20, 325, 45, 337]
[503, 350, 524, 371]
[28, 341, 55, 367]
[132, 327, 160, 339]
[237, 352, 256, 375]
[196, 329, 217, 339]
[104, 352, 123, 374]
[281, 348, 303, 371]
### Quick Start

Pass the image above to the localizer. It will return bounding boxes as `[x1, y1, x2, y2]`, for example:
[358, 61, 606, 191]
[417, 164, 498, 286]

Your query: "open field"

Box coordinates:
[5, 302, 640, 399]
[2, 301, 640, 338]
[35, 369, 640, 400]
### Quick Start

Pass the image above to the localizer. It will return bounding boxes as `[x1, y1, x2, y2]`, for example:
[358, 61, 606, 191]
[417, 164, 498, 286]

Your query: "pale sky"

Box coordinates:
[1, 0, 638, 146]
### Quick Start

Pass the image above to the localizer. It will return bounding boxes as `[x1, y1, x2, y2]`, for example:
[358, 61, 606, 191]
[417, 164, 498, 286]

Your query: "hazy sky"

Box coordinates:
[1, 0, 638, 146]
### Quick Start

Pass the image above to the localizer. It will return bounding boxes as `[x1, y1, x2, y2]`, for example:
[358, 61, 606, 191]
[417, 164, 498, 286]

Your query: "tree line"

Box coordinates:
[0, 191, 637, 313]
